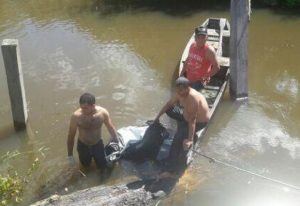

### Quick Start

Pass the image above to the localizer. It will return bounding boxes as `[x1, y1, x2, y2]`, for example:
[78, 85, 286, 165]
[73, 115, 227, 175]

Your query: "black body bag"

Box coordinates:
[121, 121, 169, 163]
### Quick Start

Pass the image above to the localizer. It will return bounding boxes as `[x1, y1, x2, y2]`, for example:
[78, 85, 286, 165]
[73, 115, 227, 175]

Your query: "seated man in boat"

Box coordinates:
[180, 26, 220, 90]
[154, 77, 210, 173]
[67, 93, 118, 170]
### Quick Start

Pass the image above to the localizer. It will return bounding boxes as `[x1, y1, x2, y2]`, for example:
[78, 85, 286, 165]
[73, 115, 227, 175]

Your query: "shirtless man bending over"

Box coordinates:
[67, 93, 118, 169]
[154, 77, 210, 173]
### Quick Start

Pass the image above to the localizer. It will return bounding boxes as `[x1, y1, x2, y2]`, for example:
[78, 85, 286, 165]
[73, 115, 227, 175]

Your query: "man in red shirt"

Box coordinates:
[180, 26, 220, 90]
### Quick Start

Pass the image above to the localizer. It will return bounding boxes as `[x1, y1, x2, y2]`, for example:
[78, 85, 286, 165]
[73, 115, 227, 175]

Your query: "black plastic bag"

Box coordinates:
[121, 121, 169, 162]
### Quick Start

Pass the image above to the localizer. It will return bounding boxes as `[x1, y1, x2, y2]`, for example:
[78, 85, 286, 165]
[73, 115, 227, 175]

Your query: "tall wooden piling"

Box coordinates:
[1, 39, 28, 130]
[230, 0, 250, 100]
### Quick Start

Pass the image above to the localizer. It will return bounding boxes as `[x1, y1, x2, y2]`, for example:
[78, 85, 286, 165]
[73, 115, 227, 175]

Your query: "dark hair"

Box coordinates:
[175, 77, 190, 88]
[195, 26, 207, 36]
[79, 93, 95, 105]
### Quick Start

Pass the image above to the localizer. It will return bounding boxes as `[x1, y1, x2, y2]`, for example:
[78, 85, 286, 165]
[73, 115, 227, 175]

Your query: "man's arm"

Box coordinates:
[179, 58, 188, 77]
[186, 100, 198, 141]
[180, 44, 193, 77]
[154, 95, 178, 122]
[183, 99, 198, 150]
[67, 114, 77, 157]
[103, 109, 118, 143]
[206, 46, 220, 77]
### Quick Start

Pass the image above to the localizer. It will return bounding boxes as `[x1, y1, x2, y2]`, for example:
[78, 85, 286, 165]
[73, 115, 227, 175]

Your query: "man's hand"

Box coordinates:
[183, 139, 193, 151]
[154, 117, 160, 123]
[67, 156, 76, 167]
[201, 76, 210, 85]
[110, 136, 119, 143]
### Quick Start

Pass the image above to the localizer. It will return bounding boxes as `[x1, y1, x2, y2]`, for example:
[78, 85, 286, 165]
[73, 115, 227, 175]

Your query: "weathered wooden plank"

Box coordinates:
[30, 183, 159, 206]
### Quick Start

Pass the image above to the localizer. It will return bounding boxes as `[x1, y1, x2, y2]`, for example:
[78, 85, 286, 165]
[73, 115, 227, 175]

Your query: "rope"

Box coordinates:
[192, 150, 300, 191]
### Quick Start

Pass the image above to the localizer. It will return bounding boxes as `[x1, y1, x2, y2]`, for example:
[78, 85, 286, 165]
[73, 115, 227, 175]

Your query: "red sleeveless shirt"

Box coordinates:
[185, 42, 212, 82]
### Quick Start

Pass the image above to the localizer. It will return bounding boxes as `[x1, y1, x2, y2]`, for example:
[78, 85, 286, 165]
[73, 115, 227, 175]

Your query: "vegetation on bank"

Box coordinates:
[0, 172, 24, 205]
[0, 148, 47, 206]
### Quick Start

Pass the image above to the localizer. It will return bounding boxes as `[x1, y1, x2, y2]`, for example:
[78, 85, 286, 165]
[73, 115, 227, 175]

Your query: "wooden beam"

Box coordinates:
[30, 181, 162, 206]
[230, 0, 250, 100]
[1, 39, 28, 130]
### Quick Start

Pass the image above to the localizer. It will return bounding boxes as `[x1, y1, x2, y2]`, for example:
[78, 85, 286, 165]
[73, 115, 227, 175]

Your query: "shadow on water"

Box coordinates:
[162, 60, 179, 97]
[0, 124, 15, 140]
[92, 0, 300, 17]
[122, 160, 187, 197]
[251, 0, 300, 14]
[92, 0, 230, 16]
[127, 176, 178, 195]
[270, 8, 300, 19]
[34, 158, 118, 202]
[35, 165, 82, 200]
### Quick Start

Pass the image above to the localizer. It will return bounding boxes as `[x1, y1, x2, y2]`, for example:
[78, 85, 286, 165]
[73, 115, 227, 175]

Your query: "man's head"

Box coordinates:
[79, 93, 96, 115]
[194, 26, 208, 47]
[175, 77, 190, 96]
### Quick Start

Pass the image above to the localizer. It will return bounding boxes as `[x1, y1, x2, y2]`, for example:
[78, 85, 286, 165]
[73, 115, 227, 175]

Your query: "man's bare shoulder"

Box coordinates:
[190, 89, 206, 101]
[190, 88, 202, 96]
[95, 106, 108, 115]
[73, 108, 82, 117]
[206, 45, 216, 56]
[70, 109, 81, 124]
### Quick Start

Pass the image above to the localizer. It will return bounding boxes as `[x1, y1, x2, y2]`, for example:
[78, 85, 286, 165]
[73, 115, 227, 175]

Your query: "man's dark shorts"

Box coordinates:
[77, 139, 106, 169]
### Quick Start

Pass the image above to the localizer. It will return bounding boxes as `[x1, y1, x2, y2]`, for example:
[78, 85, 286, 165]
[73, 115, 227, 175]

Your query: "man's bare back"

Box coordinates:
[178, 88, 210, 123]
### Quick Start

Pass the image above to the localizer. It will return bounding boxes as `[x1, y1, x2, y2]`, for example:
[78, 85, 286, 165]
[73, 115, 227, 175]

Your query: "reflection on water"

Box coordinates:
[208, 97, 300, 160]
[272, 70, 299, 100]
[0, 0, 300, 205]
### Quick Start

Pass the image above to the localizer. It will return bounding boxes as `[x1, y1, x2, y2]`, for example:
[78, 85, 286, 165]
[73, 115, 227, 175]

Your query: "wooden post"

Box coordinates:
[1, 39, 28, 130]
[230, 0, 250, 100]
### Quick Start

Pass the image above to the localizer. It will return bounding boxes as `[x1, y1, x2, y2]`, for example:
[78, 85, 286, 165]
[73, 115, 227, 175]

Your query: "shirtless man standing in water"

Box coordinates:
[67, 93, 118, 169]
[154, 77, 210, 173]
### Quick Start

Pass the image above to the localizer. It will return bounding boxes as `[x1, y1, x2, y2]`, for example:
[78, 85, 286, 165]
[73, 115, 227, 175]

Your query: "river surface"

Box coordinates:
[0, 1, 300, 205]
